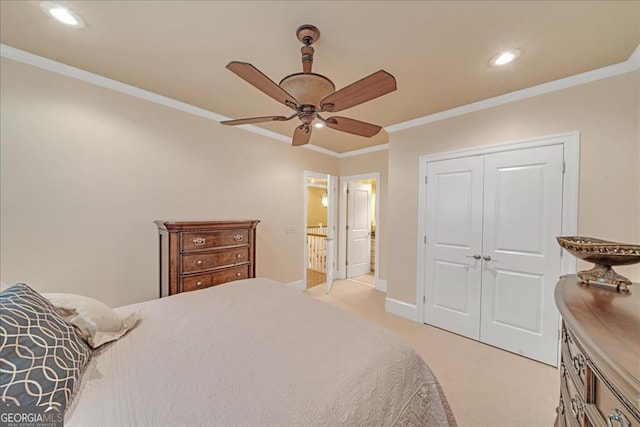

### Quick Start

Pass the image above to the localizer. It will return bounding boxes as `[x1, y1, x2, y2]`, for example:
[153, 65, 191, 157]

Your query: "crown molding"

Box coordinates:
[628, 44, 640, 69]
[2, 43, 638, 158]
[337, 143, 389, 158]
[0, 44, 338, 155]
[385, 44, 640, 134]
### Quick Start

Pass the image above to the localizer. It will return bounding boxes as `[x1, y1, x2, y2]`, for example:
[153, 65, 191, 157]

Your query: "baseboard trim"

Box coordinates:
[374, 278, 387, 292]
[288, 280, 305, 291]
[385, 297, 421, 323]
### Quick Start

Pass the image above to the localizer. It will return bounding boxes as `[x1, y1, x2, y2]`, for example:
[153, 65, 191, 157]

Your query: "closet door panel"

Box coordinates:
[480, 144, 563, 366]
[424, 156, 484, 340]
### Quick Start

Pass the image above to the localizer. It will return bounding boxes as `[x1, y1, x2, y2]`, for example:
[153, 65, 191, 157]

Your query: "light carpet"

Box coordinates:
[306, 278, 559, 427]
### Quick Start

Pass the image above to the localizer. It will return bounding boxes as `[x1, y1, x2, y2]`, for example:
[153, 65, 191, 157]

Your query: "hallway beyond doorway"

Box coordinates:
[306, 269, 326, 289]
[348, 273, 375, 287]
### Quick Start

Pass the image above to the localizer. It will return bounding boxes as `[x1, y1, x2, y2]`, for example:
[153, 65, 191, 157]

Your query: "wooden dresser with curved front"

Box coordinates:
[554, 275, 640, 427]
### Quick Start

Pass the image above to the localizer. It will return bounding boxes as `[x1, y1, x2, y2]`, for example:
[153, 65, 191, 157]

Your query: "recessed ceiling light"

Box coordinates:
[40, 2, 85, 28]
[490, 49, 520, 67]
[314, 122, 324, 129]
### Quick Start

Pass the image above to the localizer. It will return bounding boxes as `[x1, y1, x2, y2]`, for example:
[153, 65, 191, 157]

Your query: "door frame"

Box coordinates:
[338, 172, 382, 290]
[346, 181, 373, 278]
[417, 132, 579, 322]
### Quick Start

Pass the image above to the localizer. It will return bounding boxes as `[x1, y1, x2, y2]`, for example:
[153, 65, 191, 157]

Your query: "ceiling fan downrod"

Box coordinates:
[296, 24, 320, 73]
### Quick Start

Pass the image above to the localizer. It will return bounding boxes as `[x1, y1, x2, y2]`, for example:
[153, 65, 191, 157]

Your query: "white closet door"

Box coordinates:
[480, 144, 563, 365]
[424, 156, 484, 340]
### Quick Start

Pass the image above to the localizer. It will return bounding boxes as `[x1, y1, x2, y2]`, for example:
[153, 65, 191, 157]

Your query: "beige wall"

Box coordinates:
[0, 58, 339, 307]
[307, 186, 328, 227]
[339, 150, 388, 280]
[387, 72, 640, 304]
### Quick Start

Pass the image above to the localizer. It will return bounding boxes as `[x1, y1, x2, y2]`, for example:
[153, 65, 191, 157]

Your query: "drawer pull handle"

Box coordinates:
[193, 237, 206, 246]
[196, 281, 203, 287]
[236, 272, 242, 277]
[234, 235, 243, 242]
[607, 409, 630, 427]
[236, 254, 242, 258]
[196, 260, 203, 265]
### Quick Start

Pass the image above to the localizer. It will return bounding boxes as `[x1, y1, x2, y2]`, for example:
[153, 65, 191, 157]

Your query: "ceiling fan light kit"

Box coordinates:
[221, 24, 397, 147]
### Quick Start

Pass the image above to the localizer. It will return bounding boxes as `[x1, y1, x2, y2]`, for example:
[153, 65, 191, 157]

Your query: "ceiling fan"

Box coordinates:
[221, 25, 397, 147]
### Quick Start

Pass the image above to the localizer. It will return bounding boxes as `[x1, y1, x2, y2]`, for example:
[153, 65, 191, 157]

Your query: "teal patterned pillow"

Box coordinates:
[0, 283, 91, 412]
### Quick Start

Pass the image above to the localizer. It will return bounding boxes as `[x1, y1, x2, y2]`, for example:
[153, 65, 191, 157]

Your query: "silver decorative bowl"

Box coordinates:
[557, 236, 640, 291]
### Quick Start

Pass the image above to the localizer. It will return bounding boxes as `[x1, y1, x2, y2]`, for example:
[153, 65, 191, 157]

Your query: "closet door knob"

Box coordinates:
[482, 255, 492, 261]
[466, 254, 481, 260]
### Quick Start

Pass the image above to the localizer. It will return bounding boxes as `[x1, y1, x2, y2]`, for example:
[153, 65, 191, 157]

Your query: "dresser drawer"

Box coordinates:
[593, 374, 639, 427]
[180, 265, 250, 293]
[181, 230, 249, 252]
[181, 247, 249, 274]
[561, 360, 586, 427]
[562, 324, 587, 389]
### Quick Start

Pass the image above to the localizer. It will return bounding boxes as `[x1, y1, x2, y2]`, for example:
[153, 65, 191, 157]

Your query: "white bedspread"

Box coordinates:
[66, 278, 456, 426]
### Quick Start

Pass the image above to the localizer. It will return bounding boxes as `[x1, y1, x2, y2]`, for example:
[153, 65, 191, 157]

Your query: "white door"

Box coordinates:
[424, 156, 484, 340]
[480, 145, 563, 365]
[325, 175, 338, 293]
[423, 144, 564, 365]
[346, 182, 372, 277]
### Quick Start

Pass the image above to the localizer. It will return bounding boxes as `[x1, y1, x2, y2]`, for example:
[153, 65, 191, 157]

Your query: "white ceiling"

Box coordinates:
[1, 1, 638, 154]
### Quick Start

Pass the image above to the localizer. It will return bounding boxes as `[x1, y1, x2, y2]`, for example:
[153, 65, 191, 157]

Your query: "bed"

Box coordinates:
[2, 278, 456, 426]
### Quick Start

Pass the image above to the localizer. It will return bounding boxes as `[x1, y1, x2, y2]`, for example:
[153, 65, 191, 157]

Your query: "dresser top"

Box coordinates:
[154, 220, 260, 231]
[555, 274, 640, 410]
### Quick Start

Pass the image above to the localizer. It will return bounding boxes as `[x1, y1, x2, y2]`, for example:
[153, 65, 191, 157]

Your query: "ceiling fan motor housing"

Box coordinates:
[279, 73, 335, 107]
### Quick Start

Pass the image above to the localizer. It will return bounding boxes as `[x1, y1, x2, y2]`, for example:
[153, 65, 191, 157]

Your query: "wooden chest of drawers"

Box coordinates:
[155, 220, 259, 296]
[554, 275, 640, 427]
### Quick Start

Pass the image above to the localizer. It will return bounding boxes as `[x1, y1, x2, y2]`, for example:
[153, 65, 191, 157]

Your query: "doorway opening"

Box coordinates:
[302, 171, 337, 293]
[305, 176, 328, 289]
[339, 173, 381, 290]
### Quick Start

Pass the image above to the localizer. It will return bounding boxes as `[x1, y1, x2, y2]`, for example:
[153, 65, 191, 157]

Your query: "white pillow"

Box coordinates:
[42, 293, 139, 348]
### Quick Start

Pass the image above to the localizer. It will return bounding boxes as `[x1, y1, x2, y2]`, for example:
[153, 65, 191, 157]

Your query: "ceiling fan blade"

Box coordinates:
[324, 116, 382, 137]
[292, 124, 311, 146]
[320, 70, 396, 113]
[227, 61, 299, 110]
[221, 115, 293, 126]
